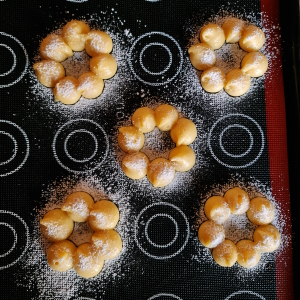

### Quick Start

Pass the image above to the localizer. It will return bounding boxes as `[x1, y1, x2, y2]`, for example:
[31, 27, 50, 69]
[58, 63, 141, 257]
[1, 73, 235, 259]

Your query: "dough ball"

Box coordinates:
[74, 243, 104, 278]
[85, 30, 113, 57]
[170, 118, 197, 146]
[200, 23, 225, 50]
[89, 200, 119, 231]
[204, 196, 231, 224]
[212, 239, 237, 267]
[236, 239, 261, 268]
[132, 107, 156, 133]
[198, 220, 225, 248]
[188, 43, 216, 70]
[118, 126, 145, 153]
[90, 53, 117, 79]
[154, 104, 179, 131]
[241, 52, 268, 77]
[147, 158, 175, 188]
[247, 197, 275, 225]
[224, 69, 251, 97]
[122, 151, 149, 179]
[91, 229, 122, 259]
[40, 209, 74, 242]
[200, 66, 225, 93]
[222, 18, 244, 43]
[239, 25, 265, 52]
[224, 187, 250, 215]
[47, 240, 77, 272]
[77, 72, 104, 99]
[40, 34, 73, 62]
[33, 60, 65, 88]
[61, 191, 94, 223]
[62, 20, 90, 51]
[169, 145, 196, 172]
[253, 224, 281, 252]
[53, 76, 82, 105]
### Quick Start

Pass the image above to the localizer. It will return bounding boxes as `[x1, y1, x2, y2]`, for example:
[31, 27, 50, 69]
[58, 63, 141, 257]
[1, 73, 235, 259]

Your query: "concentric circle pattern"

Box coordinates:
[225, 291, 266, 300]
[148, 294, 182, 300]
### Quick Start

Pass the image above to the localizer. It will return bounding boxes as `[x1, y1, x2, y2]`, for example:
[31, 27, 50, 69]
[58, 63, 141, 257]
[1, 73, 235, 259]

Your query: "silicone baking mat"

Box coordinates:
[0, 0, 295, 299]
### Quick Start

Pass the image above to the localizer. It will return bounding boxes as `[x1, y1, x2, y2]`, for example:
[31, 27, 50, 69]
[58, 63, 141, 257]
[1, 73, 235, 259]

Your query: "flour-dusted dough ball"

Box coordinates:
[224, 69, 251, 97]
[169, 145, 196, 172]
[85, 30, 113, 57]
[253, 225, 281, 252]
[54, 76, 82, 105]
[200, 23, 225, 50]
[213, 240, 237, 267]
[118, 126, 145, 153]
[170, 118, 197, 147]
[61, 191, 94, 223]
[236, 239, 261, 268]
[40, 34, 73, 62]
[77, 72, 104, 99]
[222, 18, 244, 43]
[132, 107, 156, 133]
[241, 52, 268, 77]
[74, 243, 104, 278]
[62, 20, 90, 51]
[239, 25, 265, 52]
[89, 200, 119, 231]
[198, 220, 225, 248]
[147, 158, 175, 188]
[33, 60, 65, 88]
[200, 66, 225, 93]
[90, 53, 117, 79]
[40, 209, 74, 242]
[247, 197, 275, 225]
[122, 151, 149, 179]
[91, 229, 123, 260]
[224, 187, 250, 215]
[204, 196, 231, 224]
[154, 104, 179, 132]
[188, 43, 216, 71]
[47, 240, 77, 272]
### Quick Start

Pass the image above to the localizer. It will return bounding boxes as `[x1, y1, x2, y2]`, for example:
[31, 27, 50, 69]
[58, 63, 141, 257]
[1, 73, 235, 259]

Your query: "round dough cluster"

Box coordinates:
[40, 191, 122, 278]
[33, 20, 117, 105]
[188, 18, 267, 96]
[198, 187, 281, 268]
[118, 104, 197, 187]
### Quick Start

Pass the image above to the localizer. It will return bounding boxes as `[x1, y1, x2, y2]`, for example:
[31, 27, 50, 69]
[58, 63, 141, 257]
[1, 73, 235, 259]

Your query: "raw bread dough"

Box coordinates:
[204, 196, 231, 224]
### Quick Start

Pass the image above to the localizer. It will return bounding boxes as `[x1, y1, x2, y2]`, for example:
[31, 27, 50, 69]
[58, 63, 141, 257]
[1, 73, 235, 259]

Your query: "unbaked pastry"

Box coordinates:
[200, 66, 225, 93]
[246, 197, 275, 225]
[224, 69, 251, 97]
[222, 18, 244, 43]
[239, 25, 265, 52]
[200, 23, 225, 50]
[212, 239, 237, 267]
[118, 126, 145, 153]
[170, 118, 197, 146]
[224, 187, 250, 215]
[204, 196, 231, 224]
[198, 220, 225, 248]
[132, 107, 156, 133]
[122, 151, 149, 179]
[53, 76, 82, 104]
[236, 239, 261, 268]
[169, 145, 196, 172]
[188, 43, 216, 71]
[241, 52, 268, 77]
[253, 224, 281, 252]
[154, 104, 179, 131]
[85, 30, 113, 57]
[90, 53, 117, 79]
[77, 72, 104, 99]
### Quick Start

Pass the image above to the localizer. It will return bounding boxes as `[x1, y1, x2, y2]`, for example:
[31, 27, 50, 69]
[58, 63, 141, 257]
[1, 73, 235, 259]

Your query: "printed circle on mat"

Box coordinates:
[148, 294, 182, 300]
[52, 119, 109, 173]
[225, 291, 266, 300]
[75, 298, 95, 300]
[0, 120, 30, 177]
[128, 32, 183, 86]
[0, 210, 29, 270]
[208, 114, 264, 168]
[0, 32, 28, 88]
[134, 202, 190, 259]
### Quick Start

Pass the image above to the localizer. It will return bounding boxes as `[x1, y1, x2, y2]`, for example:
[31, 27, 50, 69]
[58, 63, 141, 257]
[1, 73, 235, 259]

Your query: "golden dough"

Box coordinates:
[200, 66, 225, 93]
[118, 126, 145, 153]
[253, 224, 281, 252]
[241, 52, 268, 77]
[61, 191, 94, 223]
[89, 200, 119, 231]
[154, 104, 179, 131]
[222, 18, 244, 43]
[213, 240, 237, 267]
[85, 30, 113, 57]
[246, 197, 275, 225]
[40, 34, 73, 62]
[200, 23, 225, 50]
[40, 209, 74, 242]
[224, 69, 251, 97]
[132, 107, 156, 133]
[204, 196, 231, 224]
[198, 220, 225, 248]
[122, 151, 149, 179]
[47, 240, 77, 272]
[90, 53, 117, 79]
[239, 25, 265, 52]
[188, 43, 216, 71]
[236, 239, 261, 268]
[33, 60, 65, 88]
[169, 145, 196, 172]
[77, 72, 104, 99]
[147, 158, 175, 188]
[170, 118, 197, 146]
[224, 187, 250, 215]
